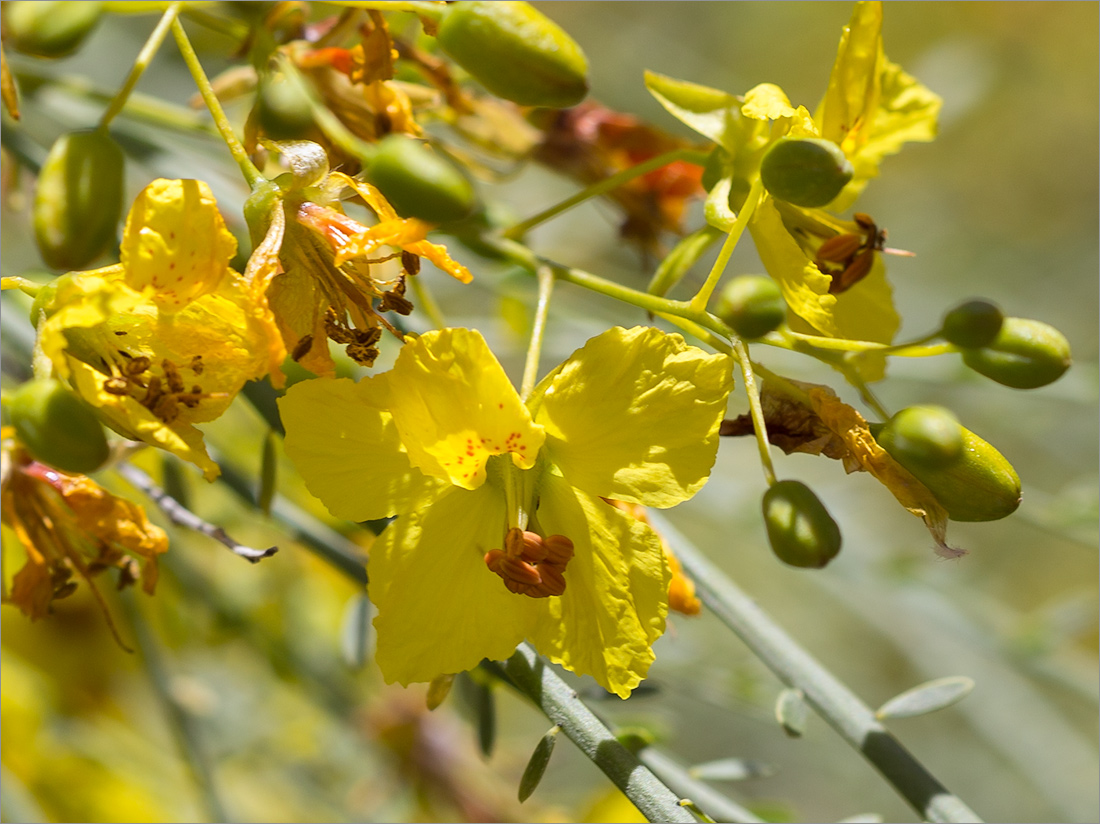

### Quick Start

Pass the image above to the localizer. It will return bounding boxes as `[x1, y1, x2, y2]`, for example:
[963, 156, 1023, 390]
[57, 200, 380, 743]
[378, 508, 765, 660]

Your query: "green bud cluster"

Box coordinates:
[715, 275, 787, 339]
[762, 480, 842, 568]
[5, 1, 102, 58]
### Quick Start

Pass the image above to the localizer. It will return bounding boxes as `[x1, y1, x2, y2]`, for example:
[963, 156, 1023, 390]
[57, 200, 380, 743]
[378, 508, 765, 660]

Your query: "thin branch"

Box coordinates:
[118, 462, 278, 563]
[635, 747, 765, 824]
[648, 511, 983, 824]
[486, 646, 697, 824]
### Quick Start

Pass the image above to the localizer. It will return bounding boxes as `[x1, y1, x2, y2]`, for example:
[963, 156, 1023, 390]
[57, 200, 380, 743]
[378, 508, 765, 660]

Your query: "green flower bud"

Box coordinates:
[715, 275, 787, 339]
[366, 135, 476, 224]
[7, 379, 110, 474]
[27, 273, 72, 328]
[759, 138, 853, 208]
[878, 422, 1021, 522]
[34, 129, 125, 271]
[256, 67, 315, 140]
[941, 299, 1004, 348]
[762, 480, 842, 569]
[877, 406, 964, 470]
[436, 1, 589, 108]
[243, 180, 283, 248]
[961, 317, 1071, 389]
[5, 1, 102, 59]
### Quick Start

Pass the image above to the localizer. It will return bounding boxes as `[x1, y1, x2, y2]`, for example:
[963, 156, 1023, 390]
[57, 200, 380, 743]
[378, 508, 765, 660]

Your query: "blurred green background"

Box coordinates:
[2, 2, 1097, 822]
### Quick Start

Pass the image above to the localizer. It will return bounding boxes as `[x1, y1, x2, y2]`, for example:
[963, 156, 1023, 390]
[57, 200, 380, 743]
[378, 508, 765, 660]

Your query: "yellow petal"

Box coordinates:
[370, 485, 540, 686]
[120, 179, 237, 312]
[742, 83, 796, 121]
[819, 1, 884, 153]
[527, 474, 668, 698]
[280, 376, 440, 522]
[387, 329, 545, 490]
[806, 385, 959, 557]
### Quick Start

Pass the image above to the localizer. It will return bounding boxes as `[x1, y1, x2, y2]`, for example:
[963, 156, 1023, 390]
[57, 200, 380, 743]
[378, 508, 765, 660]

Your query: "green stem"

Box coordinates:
[636, 748, 764, 824]
[776, 329, 953, 358]
[487, 647, 697, 824]
[731, 338, 777, 486]
[171, 17, 264, 189]
[99, 3, 181, 128]
[520, 265, 554, 401]
[689, 176, 764, 313]
[650, 513, 984, 824]
[409, 272, 446, 331]
[503, 149, 703, 240]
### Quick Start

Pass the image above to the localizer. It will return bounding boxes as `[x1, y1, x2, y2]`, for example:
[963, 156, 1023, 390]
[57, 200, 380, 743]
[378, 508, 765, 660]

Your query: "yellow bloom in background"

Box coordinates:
[280, 326, 732, 697]
[245, 142, 472, 378]
[645, 1, 941, 373]
[33, 179, 285, 480]
[1, 428, 167, 644]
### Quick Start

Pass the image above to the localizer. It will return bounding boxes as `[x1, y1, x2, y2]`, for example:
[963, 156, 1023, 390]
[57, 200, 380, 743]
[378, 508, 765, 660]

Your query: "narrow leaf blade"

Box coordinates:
[518, 725, 560, 802]
[876, 676, 975, 720]
[775, 687, 808, 738]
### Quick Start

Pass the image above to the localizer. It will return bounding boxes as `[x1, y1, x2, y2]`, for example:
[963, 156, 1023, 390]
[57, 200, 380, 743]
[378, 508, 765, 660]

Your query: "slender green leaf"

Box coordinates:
[258, 428, 277, 516]
[648, 224, 724, 298]
[687, 757, 775, 782]
[518, 725, 560, 802]
[876, 676, 975, 720]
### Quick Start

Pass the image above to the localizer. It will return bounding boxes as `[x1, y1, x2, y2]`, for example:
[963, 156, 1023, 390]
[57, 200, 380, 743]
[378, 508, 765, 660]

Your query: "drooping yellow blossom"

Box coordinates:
[645, 1, 940, 373]
[280, 326, 732, 696]
[31, 179, 285, 480]
[245, 142, 472, 378]
[1, 428, 168, 645]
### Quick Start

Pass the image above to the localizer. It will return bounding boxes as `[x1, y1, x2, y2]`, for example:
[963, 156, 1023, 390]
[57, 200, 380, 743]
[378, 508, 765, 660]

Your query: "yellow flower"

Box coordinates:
[645, 1, 941, 373]
[245, 143, 472, 378]
[33, 179, 285, 480]
[279, 326, 732, 696]
[1, 427, 168, 646]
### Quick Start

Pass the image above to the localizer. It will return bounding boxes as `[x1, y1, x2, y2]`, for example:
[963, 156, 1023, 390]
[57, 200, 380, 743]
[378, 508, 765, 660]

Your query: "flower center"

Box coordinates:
[103, 351, 224, 423]
[484, 527, 574, 599]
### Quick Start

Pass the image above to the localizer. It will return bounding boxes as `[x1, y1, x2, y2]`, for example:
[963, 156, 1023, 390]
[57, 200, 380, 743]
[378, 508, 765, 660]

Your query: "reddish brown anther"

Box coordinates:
[485, 529, 575, 598]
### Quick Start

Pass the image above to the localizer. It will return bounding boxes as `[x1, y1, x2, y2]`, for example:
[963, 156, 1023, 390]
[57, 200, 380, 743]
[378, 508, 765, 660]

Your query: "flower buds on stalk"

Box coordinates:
[435, 1, 589, 108]
[762, 480, 842, 568]
[4, 1, 102, 58]
[940, 299, 1004, 349]
[876, 408, 1021, 522]
[6, 379, 110, 474]
[759, 138, 853, 208]
[34, 129, 125, 270]
[715, 275, 787, 339]
[960, 317, 1071, 389]
[365, 135, 476, 223]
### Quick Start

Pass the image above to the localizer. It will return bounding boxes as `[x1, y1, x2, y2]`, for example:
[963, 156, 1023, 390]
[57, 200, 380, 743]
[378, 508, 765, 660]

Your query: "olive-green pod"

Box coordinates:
[878, 422, 1021, 522]
[762, 480, 842, 569]
[5, 1, 103, 59]
[877, 406, 964, 470]
[940, 299, 1003, 349]
[716, 275, 787, 339]
[366, 135, 476, 223]
[7, 379, 110, 474]
[961, 317, 1071, 390]
[34, 129, 125, 271]
[436, 1, 589, 108]
[759, 137, 853, 208]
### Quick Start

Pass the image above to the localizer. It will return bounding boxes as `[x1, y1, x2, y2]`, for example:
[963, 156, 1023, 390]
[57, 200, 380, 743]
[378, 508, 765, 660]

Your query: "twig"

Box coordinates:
[486, 645, 697, 824]
[118, 462, 278, 563]
[635, 747, 765, 824]
[648, 511, 983, 824]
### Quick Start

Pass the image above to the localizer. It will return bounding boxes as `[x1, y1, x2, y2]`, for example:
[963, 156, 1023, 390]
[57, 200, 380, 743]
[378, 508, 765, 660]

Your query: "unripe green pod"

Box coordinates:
[256, 68, 315, 140]
[366, 135, 476, 223]
[7, 379, 110, 474]
[34, 129, 125, 271]
[5, 1, 102, 58]
[716, 275, 787, 339]
[762, 480, 842, 569]
[436, 1, 589, 108]
[759, 138, 853, 208]
[877, 422, 1021, 522]
[960, 317, 1071, 389]
[941, 300, 1003, 348]
[877, 406, 964, 470]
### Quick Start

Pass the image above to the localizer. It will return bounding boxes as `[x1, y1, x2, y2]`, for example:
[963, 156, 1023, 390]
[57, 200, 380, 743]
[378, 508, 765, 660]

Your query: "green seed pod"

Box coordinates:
[7, 379, 109, 474]
[256, 68, 315, 140]
[436, 1, 589, 108]
[759, 137, 853, 208]
[877, 406, 964, 470]
[715, 275, 787, 339]
[762, 480, 842, 569]
[5, 1, 102, 58]
[941, 300, 1004, 348]
[960, 317, 1071, 389]
[878, 422, 1021, 522]
[34, 129, 125, 271]
[366, 135, 476, 224]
